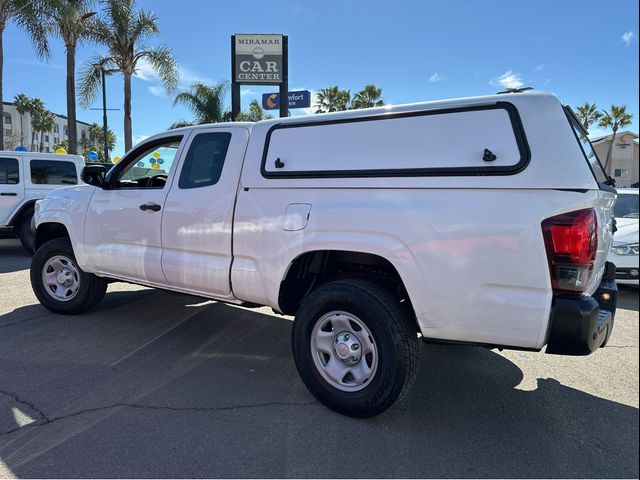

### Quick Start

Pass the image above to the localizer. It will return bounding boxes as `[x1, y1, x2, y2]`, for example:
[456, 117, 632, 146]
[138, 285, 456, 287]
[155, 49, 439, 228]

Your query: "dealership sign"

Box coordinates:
[234, 34, 283, 84]
[262, 90, 311, 110]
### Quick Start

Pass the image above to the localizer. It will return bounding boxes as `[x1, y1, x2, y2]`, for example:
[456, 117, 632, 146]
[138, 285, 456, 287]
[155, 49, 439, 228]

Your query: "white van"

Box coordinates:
[0, 151, 85, 252]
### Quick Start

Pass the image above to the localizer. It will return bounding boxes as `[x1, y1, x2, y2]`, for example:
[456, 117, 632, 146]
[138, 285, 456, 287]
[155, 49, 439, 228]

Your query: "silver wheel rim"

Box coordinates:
[310, 311, 378, 392]
[42, 255, 80, 302]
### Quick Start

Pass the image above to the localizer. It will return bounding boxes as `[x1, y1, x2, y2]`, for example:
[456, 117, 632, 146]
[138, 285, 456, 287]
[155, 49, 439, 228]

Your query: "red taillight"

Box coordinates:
[542, 209, 598, 294]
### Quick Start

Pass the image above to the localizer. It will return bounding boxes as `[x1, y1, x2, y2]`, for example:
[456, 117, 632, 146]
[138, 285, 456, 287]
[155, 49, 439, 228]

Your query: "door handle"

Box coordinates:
[1, 192, 17, 196]
[139, 203, 161, 212]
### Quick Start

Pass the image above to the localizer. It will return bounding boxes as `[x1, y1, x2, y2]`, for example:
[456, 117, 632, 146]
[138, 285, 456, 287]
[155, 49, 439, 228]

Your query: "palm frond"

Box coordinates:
[77, 55, 113, 107]
[138, 45, 178, 92]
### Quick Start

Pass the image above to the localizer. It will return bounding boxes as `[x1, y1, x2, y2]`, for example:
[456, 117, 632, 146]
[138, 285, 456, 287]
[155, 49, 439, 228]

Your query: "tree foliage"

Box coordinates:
[575, 102, 602, 131]
[78, 0, 178, 151]
[173, 81, 228, 124]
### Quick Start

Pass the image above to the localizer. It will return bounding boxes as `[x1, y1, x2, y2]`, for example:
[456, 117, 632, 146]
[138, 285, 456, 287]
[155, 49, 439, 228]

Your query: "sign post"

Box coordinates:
[231, 34, 288, 119]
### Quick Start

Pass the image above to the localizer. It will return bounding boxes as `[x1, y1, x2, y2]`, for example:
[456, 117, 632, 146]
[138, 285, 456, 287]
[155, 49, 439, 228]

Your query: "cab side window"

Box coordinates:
[115, 138, 181, 189]
[0, 158, 20, 184]
[179, 133, 232, 189]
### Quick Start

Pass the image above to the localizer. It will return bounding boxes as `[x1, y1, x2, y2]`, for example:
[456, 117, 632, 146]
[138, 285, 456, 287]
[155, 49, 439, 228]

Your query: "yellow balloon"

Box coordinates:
[55, 148, 67, 154]
[151, 162, 160, 169]
[153, 152, 160, 159]
[113, 156, 121, 164]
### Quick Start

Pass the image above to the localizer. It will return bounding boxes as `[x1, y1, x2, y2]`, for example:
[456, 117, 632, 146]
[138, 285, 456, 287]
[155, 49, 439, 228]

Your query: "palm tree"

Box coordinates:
[350, 84, 384, 110]
[314, 86, 350, 113]
[235, 99, 271, 122]
[13, 92, 31, 146]
[46, 0, 96, 154]
[28, 97, 45, 150]
[575, 103, 602, 131]
[78, 0, 178, 152]
[599, 105, 633, 174]
[33, 107, 55, 152]
[173, 82, 228, 124]
[0, 0, 49, 149]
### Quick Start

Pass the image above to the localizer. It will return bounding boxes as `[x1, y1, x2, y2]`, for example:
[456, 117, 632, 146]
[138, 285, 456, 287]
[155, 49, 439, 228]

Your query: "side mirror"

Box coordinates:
[81, 164, 108, 188]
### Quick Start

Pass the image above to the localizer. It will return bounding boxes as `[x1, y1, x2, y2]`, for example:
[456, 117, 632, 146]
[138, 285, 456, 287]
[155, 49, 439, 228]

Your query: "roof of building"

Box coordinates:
[590, 130, 639, 144]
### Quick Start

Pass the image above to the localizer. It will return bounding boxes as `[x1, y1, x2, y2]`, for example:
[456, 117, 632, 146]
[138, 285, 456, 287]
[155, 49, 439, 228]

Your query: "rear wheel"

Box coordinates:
[30, 238, 107, 314]
[18, 213, 35, 254]
[292, 279, 420, 417]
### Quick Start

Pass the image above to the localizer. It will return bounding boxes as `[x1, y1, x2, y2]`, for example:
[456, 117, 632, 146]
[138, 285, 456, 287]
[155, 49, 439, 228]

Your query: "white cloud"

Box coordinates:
[148, 85, 166, 97]
[533, 64, 544, 72]
[241, 88, 259, 97]
[135, 59, 214, 95]
[7, 58, 65, 71]
[428, 72, 446, 82]
[133, 134, 150, 146]
[490, 70, 524, 89]
[622, 31, 635, 46]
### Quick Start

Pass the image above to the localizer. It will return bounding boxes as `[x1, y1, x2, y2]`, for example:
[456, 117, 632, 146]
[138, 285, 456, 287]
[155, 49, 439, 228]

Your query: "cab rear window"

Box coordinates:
[30, 160, 78, 185]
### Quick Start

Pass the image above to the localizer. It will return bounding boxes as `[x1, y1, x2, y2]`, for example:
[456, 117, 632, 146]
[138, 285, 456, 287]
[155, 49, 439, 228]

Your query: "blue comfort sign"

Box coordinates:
[262, 90, 311, 110]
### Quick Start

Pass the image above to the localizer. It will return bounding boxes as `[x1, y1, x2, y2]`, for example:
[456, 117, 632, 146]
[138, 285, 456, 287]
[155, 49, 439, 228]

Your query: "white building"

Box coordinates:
[2, 101, 91, 153]
[591, 131, 639, 188]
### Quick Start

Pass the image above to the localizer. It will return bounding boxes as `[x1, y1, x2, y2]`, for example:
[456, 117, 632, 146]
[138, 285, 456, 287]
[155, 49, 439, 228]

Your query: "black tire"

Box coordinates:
[18, 213, 35, 255]
[30, 238, 108, 315]
[292, 279, 420, 418]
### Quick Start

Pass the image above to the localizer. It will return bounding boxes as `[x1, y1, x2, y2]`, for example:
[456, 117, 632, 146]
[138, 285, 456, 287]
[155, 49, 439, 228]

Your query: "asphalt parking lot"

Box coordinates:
[0, 238, 638, 478]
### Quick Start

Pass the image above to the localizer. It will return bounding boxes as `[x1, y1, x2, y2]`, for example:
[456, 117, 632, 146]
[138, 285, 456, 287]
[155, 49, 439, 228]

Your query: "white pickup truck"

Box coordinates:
[30, 92, 619, 417]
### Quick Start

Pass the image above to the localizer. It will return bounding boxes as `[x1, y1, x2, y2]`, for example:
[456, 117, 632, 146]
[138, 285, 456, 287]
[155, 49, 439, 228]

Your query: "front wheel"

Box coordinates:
[30, 238, 107, 314]
[292, 280, 420, 417]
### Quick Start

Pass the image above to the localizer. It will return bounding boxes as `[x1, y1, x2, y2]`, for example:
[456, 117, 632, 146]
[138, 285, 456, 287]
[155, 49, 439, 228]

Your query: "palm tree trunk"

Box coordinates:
[66, 42, 78, 154]
[124, 72, 132, 152]
[19, 113, 24, 146]
[604, 129, 617, 176]
[0, 25, 4, 150]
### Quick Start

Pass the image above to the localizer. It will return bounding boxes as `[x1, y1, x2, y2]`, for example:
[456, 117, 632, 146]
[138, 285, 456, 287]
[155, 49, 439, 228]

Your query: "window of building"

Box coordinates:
[44, 135, 49, 143]
[614, 168, 630, 178]
[63, 126, 68, 137]
[0, 158, 19, 184]
[54, 125, 59, 134]
[30, 160, 78, 185]
[179, 132, 232, 189]
[3, 113, 12, 125]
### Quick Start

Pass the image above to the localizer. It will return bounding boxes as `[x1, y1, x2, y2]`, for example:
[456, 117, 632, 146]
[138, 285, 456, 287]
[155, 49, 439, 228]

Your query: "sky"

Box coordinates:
[3, 0, 639, 158]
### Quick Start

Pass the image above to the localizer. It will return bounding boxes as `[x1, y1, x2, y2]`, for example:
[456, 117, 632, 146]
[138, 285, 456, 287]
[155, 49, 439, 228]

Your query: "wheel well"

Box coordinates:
[8, 200, 36, 227]
[35, 223, 70, 251]
[278, 250, 417, 327]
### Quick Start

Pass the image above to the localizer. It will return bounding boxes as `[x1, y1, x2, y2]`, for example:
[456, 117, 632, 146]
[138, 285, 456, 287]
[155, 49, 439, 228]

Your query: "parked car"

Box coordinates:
[30, 92, 617, 417]
[608, 188, 639, 286]
[0, 151, 85, 253]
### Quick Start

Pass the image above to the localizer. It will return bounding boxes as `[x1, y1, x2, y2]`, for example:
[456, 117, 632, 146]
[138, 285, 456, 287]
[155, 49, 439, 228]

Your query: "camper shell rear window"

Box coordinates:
[261, 102, 530, 178]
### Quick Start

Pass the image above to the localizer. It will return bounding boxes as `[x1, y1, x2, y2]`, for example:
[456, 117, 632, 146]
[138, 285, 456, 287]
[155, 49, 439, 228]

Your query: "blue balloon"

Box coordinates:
[137, 162, 145, 167]
[149, 158, 157, 164]
[157, 158, 164, 164]
[88, 151, 99, 161]
[15, 146, 28, 152]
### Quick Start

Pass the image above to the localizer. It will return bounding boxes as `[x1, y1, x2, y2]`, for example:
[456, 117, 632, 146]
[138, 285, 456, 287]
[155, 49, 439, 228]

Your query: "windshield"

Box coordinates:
[564, 107, 609, 184]
[614, 194, 640, 219]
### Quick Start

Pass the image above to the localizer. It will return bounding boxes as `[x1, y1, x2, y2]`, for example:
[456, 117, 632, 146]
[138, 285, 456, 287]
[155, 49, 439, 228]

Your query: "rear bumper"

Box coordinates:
[546, 279, 617, 356]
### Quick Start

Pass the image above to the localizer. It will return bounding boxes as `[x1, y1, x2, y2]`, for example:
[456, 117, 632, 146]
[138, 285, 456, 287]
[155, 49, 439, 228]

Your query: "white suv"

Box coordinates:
[0, 151, 85, 253]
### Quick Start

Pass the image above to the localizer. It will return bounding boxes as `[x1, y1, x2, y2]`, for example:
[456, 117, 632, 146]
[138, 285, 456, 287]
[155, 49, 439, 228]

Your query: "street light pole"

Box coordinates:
[100, 67, 109, 162]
